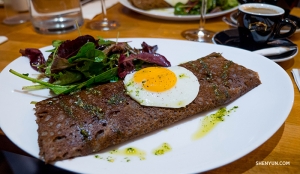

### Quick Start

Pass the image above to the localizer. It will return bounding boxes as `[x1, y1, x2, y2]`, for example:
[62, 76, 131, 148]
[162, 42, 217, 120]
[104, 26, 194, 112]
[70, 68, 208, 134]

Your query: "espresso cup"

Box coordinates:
[237, 3, 297, 50]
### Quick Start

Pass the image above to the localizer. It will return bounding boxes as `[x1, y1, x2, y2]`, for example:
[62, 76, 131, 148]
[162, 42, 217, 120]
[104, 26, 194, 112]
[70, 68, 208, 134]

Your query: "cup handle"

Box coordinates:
[274, 18, 297, 38]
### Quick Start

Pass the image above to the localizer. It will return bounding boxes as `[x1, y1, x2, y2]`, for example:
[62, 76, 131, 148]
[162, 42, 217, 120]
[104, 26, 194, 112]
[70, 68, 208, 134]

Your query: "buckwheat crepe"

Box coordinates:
[35, 52, 261, 163]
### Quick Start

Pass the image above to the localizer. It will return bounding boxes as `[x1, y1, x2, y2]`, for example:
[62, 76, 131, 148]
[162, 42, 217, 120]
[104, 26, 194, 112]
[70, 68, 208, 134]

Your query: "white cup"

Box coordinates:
[3, 0, 30, 25]
[11, 0, 29, 12]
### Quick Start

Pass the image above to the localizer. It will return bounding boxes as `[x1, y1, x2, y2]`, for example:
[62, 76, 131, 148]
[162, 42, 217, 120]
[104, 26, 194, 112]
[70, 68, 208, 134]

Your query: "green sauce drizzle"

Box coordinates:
[153, 143, 172, 156]
[192, 106, 238, 140]
[110, 147, 146, 160]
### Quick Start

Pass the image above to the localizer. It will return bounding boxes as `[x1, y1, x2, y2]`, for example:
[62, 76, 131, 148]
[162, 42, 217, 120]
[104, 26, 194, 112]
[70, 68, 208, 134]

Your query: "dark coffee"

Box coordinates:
[238, 0, 300, 17]
[243, 7, 279, 14]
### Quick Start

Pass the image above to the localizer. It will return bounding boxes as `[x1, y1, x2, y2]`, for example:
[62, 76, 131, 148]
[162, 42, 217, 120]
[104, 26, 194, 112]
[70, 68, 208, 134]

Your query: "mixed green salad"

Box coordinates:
[174, 0, 239, 15]
[10, 35, 171, 95]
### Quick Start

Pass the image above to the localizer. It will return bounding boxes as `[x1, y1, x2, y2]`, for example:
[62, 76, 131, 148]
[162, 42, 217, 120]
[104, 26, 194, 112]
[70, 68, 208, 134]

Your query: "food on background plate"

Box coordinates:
[174, 0, 239, 15]
[128, 0, 239, 15]
[128, 0, 172, 10]
[34, 52, 261, 163]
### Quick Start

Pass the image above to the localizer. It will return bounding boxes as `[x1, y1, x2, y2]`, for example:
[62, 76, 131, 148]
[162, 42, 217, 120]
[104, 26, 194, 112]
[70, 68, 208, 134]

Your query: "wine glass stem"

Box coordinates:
[199, 0, 207, 31]
[100, 0, 108, 22]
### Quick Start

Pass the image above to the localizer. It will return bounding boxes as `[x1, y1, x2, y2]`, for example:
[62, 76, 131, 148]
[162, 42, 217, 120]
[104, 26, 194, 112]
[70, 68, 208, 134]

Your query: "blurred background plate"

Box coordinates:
[119, 0, 238, 21]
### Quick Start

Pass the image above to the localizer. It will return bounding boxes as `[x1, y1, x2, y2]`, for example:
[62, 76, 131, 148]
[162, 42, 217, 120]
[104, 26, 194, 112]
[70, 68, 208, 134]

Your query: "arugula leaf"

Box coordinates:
[22, 84, 48, 91]
[57, 35, 97, 59]
[98, 36, 115, 46]
[45, 40, 64, 76]
[52, 71, 83, 85]
[46, 40, 64, 53]
[56, 67, 118, 94]
[9, 69, 76, 95]
[68, 42, 96, 63]
[10, 67, 118, 95]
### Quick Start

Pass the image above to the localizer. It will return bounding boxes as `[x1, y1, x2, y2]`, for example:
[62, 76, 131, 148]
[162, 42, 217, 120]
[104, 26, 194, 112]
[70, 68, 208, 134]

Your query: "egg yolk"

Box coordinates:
[133, 67, 177, 92]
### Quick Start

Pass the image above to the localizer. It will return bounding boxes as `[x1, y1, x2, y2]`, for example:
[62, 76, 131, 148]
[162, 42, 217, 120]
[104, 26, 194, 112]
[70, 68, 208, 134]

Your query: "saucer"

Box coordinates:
[212, 28, 298, 62]
[230, 12, 300, 34]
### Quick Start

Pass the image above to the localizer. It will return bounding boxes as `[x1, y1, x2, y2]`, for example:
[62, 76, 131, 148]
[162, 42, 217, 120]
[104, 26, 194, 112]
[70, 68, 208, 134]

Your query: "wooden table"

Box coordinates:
[0, 3, 300, 173]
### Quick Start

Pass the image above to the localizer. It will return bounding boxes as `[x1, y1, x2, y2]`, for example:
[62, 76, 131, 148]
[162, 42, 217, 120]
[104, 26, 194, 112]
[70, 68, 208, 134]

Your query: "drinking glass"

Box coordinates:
[29, 0, 84, 34]
[89, 0, 119, 30]
[181, 0, 215, 42]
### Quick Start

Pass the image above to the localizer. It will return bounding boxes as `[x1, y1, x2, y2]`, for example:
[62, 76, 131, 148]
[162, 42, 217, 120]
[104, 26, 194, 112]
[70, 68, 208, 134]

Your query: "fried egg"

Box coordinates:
[123, 66, 200, 108]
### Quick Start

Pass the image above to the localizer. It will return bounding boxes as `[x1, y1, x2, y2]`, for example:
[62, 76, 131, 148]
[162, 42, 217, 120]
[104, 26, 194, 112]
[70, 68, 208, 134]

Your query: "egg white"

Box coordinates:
[123, 66, 200, 108]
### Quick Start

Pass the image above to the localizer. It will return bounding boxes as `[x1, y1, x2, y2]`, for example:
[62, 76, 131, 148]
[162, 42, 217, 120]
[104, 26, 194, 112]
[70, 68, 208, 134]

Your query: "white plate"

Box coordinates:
[119, 0, 238, 21]
[0, 38, 294, 174]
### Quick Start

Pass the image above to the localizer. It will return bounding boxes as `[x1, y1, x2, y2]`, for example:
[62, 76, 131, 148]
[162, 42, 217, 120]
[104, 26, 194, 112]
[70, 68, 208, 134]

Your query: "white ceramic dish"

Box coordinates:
[0, 38, 294, 174]
[119, 0, 238, 21]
